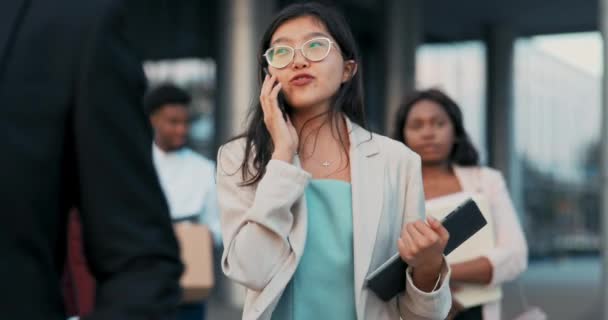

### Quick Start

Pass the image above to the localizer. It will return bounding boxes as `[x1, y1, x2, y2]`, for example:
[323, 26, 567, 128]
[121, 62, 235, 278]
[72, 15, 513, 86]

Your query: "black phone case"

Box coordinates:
[365, 198, 487, 301]
[264, 67, 288, 120]
[277, 91, 288, 120]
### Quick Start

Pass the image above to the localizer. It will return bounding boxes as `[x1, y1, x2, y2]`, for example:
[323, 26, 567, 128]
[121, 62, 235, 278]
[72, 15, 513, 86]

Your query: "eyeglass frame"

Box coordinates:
[263, 37, 338, 69]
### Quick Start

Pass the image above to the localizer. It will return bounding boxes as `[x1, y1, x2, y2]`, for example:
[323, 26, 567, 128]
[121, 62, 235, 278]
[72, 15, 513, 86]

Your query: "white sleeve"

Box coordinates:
[199, 182, 222, 246]
[216, 143, 311, 290]
[397, 152, 452, 320]
[482, 170, 528, 285]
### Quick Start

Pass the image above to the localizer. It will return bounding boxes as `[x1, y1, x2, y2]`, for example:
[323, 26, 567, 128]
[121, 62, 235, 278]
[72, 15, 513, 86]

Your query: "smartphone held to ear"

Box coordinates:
[264, 68, 288, 120]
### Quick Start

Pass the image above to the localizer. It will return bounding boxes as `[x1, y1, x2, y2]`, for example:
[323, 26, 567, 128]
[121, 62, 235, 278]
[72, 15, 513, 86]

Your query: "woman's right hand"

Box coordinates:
[260, 73, 298, 163]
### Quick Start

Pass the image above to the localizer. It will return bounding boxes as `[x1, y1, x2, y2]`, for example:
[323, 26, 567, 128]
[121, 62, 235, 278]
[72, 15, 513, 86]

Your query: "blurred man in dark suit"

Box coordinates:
[0, 0, 183, 319]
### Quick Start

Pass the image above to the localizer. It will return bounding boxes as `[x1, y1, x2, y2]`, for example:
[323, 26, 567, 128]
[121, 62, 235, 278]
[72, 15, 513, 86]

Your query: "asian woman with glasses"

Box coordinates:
[216, 3, 452, 319]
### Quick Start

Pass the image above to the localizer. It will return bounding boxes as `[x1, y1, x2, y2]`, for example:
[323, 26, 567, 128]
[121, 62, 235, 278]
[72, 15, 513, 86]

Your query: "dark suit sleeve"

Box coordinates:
[73, 1, 183, 319]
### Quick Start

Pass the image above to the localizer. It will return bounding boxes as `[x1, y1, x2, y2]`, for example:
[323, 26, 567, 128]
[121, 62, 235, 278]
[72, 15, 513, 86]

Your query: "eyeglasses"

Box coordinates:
[263, 37, 336, 69]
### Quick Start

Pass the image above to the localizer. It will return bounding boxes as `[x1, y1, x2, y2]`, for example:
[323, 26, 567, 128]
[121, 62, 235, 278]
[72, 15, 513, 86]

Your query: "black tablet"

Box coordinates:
[365, 198, 487, 301]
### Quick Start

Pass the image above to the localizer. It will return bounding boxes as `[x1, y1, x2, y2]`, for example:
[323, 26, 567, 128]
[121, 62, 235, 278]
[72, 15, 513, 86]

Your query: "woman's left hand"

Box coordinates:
[398, 216, 449, 289]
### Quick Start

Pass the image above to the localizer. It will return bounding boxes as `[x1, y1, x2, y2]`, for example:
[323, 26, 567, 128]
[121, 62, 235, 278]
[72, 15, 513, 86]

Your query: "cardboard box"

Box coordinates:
[173, 223, 215, 302]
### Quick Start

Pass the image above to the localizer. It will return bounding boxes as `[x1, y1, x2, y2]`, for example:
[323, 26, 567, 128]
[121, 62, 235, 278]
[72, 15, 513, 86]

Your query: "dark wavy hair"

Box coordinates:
[228, 2, 367, 185]
[143, 83, 191, 115]
[392, 88, 479, 166]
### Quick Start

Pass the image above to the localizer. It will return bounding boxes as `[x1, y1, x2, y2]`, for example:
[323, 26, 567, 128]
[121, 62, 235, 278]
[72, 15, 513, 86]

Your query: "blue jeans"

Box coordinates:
[176, 302, 206, 320]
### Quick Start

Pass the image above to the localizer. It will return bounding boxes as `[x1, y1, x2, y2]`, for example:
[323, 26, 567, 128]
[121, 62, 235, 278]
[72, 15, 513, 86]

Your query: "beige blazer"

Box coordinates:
[216, 118, 451, 320]
[453, 165, 528, 320]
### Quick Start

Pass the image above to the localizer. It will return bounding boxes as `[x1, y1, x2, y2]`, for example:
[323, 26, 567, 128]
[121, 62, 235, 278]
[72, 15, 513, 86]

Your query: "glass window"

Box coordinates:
[417, 41, 487, 163]
[513, 32, 602, 258]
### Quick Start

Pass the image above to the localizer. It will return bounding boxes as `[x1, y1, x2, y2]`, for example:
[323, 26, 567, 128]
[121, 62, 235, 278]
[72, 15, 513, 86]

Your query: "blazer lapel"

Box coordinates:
[0, 0, 29, 76]
[347, 119, 384, 317]
[453, 165, 479, 193]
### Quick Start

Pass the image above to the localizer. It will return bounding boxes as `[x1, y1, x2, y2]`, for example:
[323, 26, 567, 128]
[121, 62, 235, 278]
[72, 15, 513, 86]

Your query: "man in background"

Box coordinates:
[145, 84, 221, 320]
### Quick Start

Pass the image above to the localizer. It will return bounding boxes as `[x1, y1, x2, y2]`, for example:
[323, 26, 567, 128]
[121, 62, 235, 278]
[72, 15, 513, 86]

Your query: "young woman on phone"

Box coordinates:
[217, 3, 452, 319]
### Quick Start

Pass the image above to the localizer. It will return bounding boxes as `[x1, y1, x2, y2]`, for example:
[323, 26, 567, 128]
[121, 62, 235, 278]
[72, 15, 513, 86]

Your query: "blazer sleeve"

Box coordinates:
[397, 150, 452, 320]
[482, 169, 528, 285]
[74, 2, 183, 319]
[217, 142, 311, 291]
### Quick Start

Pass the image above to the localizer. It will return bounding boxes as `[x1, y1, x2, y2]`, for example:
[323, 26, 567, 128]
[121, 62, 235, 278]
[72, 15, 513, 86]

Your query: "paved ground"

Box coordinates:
[502, 257, 601, 320]
[207, 294, 241, 320]
[206, 257, 602, 320]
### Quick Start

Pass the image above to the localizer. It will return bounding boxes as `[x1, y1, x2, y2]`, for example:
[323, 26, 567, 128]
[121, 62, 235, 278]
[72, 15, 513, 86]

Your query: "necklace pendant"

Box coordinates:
[321, 161, 331, 168]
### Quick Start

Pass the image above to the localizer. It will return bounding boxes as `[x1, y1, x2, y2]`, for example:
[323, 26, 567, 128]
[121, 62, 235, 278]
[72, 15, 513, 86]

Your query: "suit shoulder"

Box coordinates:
[217, 138, 248, 173]
[374, 134, 421, 164]
[479, 166, 504, 182]
[219, 138, 247, 159]
[457, 165, 506, 190]
[481, 167, 508, 194]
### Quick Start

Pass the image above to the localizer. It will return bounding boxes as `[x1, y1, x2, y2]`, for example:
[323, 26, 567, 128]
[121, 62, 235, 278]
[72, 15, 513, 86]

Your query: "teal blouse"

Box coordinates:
[271, 179, 357, 320]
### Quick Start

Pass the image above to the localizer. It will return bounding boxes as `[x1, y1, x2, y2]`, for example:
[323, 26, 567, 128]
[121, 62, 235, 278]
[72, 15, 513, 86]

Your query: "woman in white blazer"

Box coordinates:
[393, 89, 528, 320]
[216, 3, 452, 320]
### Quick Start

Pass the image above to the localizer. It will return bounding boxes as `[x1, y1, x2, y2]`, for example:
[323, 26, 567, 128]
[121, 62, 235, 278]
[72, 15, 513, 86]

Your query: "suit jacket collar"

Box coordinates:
[346, 116, 380, 157]
[345, 116, 384, 318]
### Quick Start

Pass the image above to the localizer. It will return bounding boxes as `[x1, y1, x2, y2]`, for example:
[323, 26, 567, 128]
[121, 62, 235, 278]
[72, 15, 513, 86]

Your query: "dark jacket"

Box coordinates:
[0, 0, 183, 319]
